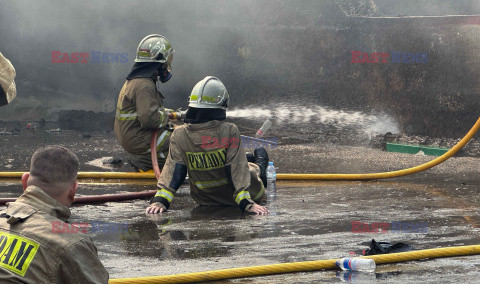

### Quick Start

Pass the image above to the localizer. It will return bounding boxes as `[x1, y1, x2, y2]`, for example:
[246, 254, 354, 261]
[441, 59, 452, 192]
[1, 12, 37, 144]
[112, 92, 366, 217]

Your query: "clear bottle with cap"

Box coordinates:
[266, 161, 277, 215]
[336, 258, 376, 272]
[266, 161, 276, 195]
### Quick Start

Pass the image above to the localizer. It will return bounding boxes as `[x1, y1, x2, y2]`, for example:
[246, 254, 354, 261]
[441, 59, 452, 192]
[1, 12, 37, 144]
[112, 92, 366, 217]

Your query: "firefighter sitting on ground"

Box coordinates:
[0, 146, 109, 283]
[146, 76, 270, 215]
[114, 34, 175, 172]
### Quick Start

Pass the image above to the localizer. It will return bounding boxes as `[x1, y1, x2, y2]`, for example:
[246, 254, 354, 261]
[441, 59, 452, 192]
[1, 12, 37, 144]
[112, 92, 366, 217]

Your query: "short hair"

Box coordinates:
[30, 146, 79, 185]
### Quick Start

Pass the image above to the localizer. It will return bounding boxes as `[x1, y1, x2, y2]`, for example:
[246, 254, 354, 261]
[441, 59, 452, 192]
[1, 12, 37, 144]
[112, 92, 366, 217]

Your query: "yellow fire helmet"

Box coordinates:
[135, 34, 174, 70]
[188, 76, 229, 110]
[0, 52, 16, 107]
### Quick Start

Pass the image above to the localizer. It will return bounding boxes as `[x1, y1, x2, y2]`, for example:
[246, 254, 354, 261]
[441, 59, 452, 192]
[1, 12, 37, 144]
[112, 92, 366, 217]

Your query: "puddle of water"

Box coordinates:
[2, 178, 479, 281]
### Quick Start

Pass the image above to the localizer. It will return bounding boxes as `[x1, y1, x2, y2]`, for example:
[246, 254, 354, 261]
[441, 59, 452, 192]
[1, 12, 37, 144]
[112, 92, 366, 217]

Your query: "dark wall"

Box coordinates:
[1, 1, 479, 137]
[337, 16, 480, 137]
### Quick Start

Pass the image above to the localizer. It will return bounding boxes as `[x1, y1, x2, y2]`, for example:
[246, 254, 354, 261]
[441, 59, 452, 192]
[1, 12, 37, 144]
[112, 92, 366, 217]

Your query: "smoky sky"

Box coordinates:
[1, 0, 480, 116]
[1, 0, 339, 113]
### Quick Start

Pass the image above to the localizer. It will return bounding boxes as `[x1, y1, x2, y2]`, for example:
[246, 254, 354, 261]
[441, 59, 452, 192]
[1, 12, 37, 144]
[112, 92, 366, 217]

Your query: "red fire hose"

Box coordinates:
[0, 129, 164, 206]
[150, 129, 162, 179]
[0, 190, 157, 206]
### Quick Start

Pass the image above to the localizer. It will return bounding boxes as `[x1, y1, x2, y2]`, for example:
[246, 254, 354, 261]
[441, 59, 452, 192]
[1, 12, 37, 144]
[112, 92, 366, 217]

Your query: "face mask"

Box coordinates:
[158, 65, 172, 83]
[159, 71, 172, 83]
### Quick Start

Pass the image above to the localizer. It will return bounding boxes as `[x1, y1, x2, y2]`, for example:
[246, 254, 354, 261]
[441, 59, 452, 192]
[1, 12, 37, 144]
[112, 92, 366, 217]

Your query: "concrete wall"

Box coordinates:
[1, 1, 479, 137]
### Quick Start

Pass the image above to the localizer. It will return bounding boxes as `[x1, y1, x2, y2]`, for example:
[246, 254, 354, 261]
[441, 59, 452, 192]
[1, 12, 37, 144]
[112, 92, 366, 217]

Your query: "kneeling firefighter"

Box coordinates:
[146, 76, 270, 215]
[114, 34, 175, 171]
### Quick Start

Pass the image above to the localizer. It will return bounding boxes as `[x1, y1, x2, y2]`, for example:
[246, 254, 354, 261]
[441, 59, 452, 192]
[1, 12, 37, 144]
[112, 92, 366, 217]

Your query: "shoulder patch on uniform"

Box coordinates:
[0, 231, 39, 277]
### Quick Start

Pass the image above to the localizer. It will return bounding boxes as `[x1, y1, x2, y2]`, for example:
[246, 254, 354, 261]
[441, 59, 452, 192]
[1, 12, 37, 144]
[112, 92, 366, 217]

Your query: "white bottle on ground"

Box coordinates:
[266, 161, 276, 195]
[256, 119, 272, 138]
[336, 258, 376, 272]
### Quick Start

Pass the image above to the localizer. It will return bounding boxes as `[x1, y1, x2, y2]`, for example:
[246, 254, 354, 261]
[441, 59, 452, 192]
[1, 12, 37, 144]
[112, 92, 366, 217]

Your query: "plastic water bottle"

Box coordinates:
[256, 119, 272, 138]
[266, 161, 276, 195]
[336, 258, 376, 272]
[266, 161, 277, 214]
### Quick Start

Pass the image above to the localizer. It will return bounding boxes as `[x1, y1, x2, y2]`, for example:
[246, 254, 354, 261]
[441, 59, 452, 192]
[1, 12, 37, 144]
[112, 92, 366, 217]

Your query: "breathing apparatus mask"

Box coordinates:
[157, 52, 173, 83]
[157, 64, 172, 83]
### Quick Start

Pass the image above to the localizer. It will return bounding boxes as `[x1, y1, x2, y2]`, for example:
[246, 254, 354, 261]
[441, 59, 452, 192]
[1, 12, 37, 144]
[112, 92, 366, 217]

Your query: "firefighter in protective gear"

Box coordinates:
[114, 34, 175, 171]
[0, 146, 109, 283]
[0, 52, 16, 107]
[146, 76, 270, 215]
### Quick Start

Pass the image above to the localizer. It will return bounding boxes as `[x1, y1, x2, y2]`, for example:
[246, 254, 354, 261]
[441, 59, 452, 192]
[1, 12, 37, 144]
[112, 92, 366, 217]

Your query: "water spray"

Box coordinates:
[227, 103, 400, 135]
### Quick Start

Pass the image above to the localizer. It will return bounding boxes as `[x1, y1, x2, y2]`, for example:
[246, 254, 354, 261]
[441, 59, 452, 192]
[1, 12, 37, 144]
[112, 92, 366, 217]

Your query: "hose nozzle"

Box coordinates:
[168, 111, 184, 120]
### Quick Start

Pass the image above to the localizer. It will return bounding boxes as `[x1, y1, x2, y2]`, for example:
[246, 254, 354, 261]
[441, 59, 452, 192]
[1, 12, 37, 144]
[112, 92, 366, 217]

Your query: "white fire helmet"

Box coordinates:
[188, 76, 229, 110]
[0, 52, 16, 107]
[135, 34, 174, 70]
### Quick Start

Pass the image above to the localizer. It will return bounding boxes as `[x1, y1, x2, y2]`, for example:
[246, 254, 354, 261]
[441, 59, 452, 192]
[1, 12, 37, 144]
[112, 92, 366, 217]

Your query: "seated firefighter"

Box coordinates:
[114, 34, 175, 172]
[0, 146, 109, 283]
[146, 76, 270, 215]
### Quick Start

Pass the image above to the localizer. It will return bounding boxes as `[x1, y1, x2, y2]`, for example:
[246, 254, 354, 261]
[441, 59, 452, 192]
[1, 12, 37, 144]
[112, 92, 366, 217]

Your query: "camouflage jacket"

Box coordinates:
[114, 78, 170, 154]
[151, 120, 261, 211]
[0, 186, 109, 283]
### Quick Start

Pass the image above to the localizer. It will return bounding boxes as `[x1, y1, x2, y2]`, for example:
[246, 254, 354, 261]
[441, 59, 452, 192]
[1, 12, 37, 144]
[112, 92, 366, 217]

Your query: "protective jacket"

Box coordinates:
[151, 120, 265, 211]
[0, 52, 16, 107]
[114, 77, 171, 156]
[0, 186, 108, 283]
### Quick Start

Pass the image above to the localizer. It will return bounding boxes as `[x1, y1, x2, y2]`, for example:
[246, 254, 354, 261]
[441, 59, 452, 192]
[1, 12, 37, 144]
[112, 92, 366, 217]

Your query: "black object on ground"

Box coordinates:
[363, 239, 416, 256]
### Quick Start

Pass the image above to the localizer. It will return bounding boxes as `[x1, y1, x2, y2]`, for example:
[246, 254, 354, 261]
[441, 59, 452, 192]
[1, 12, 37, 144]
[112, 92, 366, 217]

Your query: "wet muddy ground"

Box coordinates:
[0, 130, 479, 283]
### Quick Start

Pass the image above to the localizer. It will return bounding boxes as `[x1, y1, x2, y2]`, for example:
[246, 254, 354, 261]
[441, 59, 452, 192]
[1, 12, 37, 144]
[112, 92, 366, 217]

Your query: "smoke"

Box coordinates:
[1, 0, 479, 139]
[0, 0, 341, 115]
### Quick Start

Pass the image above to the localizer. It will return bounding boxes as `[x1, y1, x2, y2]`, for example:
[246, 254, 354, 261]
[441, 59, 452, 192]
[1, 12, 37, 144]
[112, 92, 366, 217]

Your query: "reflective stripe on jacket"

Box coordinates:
[114, 78, 170, 154]
[152, 120, 262, 210]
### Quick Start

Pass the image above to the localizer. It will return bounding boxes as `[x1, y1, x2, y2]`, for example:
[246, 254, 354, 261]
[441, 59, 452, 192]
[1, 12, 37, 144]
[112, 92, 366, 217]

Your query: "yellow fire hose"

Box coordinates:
[0, 117, 478, 181]
[279, 117, 480, 180]
[109, 244, 480, 283]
